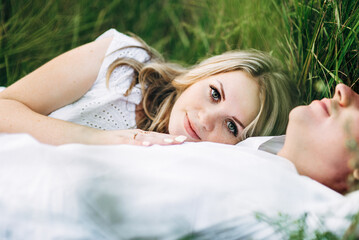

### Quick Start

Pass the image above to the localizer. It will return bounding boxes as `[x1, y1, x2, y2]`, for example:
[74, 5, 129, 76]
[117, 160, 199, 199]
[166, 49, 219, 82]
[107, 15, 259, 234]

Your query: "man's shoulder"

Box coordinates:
[236, 135, 285, 155]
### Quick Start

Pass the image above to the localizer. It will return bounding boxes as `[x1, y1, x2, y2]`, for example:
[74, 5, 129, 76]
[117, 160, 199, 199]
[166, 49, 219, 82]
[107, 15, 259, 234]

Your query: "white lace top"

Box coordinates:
[49, 29, 150, 130]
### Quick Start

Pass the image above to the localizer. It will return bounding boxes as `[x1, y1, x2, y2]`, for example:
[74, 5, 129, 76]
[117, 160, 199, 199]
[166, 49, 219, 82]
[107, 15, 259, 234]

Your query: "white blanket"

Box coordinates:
[0, 133, 358, 239]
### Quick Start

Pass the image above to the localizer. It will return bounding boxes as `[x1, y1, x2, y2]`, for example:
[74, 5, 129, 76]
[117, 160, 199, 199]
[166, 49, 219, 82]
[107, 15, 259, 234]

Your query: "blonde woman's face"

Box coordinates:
[168, 71, 261, 144]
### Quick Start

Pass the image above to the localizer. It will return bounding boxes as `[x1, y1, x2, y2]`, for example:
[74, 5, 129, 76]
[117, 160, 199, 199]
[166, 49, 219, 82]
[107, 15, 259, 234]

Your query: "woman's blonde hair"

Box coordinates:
[107, 36, 297, 140]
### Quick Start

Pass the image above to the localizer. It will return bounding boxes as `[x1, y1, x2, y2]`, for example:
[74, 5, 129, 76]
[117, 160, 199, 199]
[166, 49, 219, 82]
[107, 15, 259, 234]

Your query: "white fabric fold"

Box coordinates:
[0, 133, 357, 239]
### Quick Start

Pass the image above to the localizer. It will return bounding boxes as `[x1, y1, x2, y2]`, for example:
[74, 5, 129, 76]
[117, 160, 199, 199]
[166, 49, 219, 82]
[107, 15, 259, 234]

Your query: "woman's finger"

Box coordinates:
[132, 130, 187, 146]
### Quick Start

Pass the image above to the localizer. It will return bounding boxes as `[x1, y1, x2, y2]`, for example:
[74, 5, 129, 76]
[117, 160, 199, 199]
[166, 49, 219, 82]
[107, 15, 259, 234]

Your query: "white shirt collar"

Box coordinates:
[236, 135, 285, 155]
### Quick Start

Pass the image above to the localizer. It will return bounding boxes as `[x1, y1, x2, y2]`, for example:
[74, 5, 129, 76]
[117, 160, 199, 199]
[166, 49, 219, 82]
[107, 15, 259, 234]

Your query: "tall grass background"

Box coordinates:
[1, 0, 358, 102]
[1, 0, 359, 237]
[1, 0, 358, 104]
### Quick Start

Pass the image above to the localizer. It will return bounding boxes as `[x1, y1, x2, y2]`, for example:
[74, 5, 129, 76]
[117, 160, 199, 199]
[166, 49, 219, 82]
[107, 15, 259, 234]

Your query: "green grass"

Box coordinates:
[0, 0, 289, 85]
[275, 0, 359, 103]
[1, 0, 358, 102]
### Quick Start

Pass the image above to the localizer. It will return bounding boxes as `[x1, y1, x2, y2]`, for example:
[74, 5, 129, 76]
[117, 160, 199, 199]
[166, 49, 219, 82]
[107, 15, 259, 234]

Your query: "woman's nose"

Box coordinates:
[198, 110, 215, 131]
[334, 83, 351, 107]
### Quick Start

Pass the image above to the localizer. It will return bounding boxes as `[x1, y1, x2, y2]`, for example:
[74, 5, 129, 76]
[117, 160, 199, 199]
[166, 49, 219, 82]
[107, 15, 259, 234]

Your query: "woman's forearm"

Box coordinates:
[0, 99, 98, 145]
[0, 99, 186, 146]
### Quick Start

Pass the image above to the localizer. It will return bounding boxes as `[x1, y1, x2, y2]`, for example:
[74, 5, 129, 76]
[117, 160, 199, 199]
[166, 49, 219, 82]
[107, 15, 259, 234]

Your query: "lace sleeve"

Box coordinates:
[92, 29, 150, 93]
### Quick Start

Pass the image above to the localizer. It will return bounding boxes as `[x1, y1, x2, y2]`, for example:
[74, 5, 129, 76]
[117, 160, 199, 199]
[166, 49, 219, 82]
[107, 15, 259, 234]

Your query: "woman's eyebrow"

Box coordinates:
[217, 80, 226, 101]
[233, 116, 245, 129]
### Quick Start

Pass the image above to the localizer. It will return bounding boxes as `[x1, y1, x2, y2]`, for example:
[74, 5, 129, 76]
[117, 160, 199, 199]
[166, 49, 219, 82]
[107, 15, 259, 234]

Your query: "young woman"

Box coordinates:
[0, 29, 296, 146]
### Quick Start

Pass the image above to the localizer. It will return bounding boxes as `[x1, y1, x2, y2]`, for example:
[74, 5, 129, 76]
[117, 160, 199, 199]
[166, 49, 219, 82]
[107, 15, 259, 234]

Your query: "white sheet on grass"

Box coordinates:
[0, 133, 358, 239]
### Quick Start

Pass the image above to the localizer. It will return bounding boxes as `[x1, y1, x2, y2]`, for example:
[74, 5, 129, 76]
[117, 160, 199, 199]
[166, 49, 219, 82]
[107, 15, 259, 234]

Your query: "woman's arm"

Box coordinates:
[0, 37, 113, 145]
[1, 37, 112, 115]
[0, 100, 185, 145]
[0, 37, 186, 146]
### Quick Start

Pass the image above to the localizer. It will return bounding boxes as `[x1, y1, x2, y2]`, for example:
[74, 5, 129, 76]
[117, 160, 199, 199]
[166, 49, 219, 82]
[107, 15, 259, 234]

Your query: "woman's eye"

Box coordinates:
[227, 121, 238, 137]
[210, 86, 221, 102]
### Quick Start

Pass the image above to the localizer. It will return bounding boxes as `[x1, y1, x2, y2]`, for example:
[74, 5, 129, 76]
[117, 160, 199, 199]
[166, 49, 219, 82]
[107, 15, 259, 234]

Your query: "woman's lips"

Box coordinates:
[184, 113, 201, 140]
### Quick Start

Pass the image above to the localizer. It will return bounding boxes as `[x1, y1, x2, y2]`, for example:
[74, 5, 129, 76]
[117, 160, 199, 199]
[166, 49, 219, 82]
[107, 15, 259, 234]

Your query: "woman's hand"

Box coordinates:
[88, 129, 188, 146]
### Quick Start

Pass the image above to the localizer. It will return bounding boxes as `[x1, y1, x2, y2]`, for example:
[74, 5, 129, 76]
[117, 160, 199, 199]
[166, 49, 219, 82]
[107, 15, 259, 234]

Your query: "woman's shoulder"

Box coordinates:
[88, 29, 147, 100]
[95, 29, 145, 55]
[96, 29, 135, 42]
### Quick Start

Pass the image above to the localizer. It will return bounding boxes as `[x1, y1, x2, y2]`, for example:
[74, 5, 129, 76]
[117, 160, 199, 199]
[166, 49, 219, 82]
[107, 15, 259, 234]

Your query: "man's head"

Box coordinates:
[279, 84, 359, 193]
